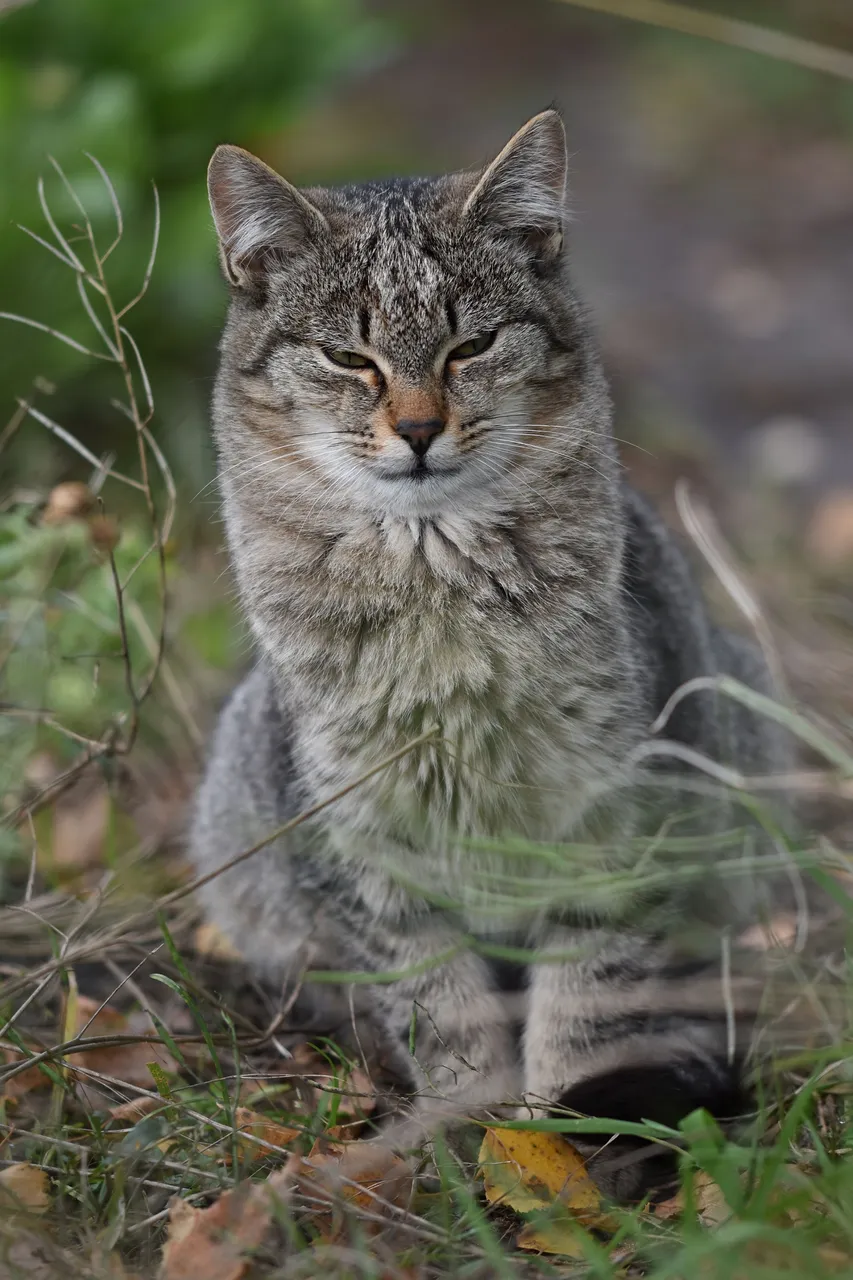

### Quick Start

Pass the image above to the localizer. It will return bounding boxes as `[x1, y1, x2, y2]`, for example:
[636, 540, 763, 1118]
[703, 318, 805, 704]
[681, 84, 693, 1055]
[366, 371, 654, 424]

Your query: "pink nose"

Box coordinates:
[393, 418, 445, 457]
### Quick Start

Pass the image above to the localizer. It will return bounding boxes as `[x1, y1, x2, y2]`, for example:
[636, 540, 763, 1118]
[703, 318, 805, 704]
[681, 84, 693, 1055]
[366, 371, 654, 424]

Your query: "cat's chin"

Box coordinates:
[361, 465, 479, 519]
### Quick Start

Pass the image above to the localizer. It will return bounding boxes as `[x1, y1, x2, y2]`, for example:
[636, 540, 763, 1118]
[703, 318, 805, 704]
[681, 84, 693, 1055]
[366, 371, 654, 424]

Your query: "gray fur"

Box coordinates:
[192, 112, 786, 1152]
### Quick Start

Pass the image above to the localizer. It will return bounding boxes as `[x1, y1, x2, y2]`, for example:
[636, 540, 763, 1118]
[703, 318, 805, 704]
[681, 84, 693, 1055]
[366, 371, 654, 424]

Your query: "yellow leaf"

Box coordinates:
[0, 1163, 49, 1213]
[477, 1127, 600, 1219]
[517, 1214, 590, 1257]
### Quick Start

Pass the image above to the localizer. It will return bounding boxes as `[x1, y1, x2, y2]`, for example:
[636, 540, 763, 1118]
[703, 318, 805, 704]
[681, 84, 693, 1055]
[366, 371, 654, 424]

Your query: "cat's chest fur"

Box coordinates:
[231, 503, 637, 855]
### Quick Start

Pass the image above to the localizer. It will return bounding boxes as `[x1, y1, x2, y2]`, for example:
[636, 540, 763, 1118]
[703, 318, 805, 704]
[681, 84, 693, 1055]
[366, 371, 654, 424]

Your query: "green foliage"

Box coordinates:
[0, 500, 160, 793]
[0, 0, 381, 489]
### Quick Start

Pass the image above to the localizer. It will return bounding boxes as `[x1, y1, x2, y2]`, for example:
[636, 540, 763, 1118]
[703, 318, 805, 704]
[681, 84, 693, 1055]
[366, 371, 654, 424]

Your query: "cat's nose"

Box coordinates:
[394, 418, 445, 458]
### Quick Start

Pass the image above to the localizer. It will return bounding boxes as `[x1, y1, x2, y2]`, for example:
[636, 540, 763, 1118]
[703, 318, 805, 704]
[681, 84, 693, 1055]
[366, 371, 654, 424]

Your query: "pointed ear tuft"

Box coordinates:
[207, 145, 327, 288]
[463, 110, 567, 263]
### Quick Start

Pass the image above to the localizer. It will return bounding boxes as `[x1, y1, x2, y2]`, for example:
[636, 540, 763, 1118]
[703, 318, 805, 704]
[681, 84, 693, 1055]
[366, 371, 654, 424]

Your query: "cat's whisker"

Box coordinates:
[493, 418, 647, 461]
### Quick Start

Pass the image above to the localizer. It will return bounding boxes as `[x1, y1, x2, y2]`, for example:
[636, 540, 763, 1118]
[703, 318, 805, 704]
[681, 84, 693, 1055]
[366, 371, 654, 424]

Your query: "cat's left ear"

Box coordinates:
[463, 110, 567, 264]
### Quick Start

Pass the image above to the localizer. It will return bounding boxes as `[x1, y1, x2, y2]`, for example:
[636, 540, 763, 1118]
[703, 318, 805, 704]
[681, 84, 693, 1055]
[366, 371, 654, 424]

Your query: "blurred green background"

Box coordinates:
[2, 0, 853, 511]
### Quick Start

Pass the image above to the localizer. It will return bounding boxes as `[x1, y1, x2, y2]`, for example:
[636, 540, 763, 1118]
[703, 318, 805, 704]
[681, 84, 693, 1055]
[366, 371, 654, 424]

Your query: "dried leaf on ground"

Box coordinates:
[283, 1141, 414, 1242]
[193, 922, 243, 961]
[1, 1043, 53, 1100]
[159, 1186, 275, 1280]
[478, 1128, 606, 1259]
[109, 1095, 161, 1123]
[0, 1163, 49, 1213]
[69, 994, 177, 1100]
[654, 1171, 730, 1227]
[226, 1108, 301, 1164]
[516, 1215, 590, 1258]
[478, 1128, 600, 1218]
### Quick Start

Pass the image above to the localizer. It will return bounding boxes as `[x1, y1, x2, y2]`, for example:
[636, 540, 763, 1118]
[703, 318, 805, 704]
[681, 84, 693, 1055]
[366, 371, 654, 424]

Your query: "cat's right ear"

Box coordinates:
[207, 145, 327, 289]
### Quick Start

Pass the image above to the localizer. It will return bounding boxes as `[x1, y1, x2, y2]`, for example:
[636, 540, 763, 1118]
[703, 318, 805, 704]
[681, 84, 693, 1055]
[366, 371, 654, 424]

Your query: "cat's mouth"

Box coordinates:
[376, 461, 462, 484]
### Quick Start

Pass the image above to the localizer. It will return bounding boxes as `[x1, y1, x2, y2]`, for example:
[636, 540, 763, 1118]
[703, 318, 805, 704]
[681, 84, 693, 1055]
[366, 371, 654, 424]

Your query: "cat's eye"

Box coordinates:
[447, 331, 496, 361]
[325, 349, 374, 369]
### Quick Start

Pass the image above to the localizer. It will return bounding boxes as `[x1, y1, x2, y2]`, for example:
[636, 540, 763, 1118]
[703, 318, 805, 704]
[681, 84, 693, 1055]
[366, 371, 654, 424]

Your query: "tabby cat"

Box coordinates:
[191, 111, 785, 1195]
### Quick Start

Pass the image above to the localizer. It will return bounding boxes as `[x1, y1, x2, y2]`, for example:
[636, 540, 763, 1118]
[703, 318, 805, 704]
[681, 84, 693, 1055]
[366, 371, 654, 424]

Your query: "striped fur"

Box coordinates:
[191, 112, 787, 1191]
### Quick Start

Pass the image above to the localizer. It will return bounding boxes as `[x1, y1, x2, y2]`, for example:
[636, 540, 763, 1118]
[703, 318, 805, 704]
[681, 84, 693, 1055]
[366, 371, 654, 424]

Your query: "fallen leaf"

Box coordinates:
[0, 1163, 49, 1214]
[1, 1044, 53, 1101]
[478, 1128, 600, 1219]
[159, 1186, 273, 1280]
[283, 1141, 413, 1242]
[69, 995, 177, 1100]
[653, 1188, 683, 1221]
[193, 922, 243, 961]
[477, 1128, 607, 1260]
[227, 1108, 300, 1163]
[654, 1171, 730, 1227]
[516, 1214, 589, 1258]
[109, 1095, 161, 1123]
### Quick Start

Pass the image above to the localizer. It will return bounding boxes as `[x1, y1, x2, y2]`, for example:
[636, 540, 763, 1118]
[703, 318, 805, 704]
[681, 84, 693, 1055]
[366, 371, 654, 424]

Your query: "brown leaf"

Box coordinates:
[109, 1095, 161, 1123]
[159, 1186, 274, 1280]
[0, 1163, 49, 1214]
[654, 1171, 730, 1227]
[225, 1108, 300, 1164]
[70, 994, 177, 1098]
[281, 1141, 414, 1242]
[1, 1044, 53, 1101]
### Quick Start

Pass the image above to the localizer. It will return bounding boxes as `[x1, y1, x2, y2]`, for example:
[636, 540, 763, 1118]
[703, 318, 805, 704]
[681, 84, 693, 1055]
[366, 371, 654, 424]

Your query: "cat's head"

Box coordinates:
[208, 111, 609, 521]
